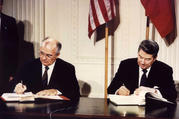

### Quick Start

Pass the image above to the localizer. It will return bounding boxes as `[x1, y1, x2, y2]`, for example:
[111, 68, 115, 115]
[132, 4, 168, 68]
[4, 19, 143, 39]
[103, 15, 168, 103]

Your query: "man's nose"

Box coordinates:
[41, 55, 47, 60]
[141, 59, 145, 64]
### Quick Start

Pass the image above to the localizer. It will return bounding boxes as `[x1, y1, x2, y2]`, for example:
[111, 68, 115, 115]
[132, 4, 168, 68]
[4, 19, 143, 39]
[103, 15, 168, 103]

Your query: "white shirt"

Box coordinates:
[42, 61, 56, 85]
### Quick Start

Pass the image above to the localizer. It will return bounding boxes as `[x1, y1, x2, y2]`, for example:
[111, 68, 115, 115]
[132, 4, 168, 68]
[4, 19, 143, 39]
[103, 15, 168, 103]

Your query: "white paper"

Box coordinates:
[108, 94, 145, 105]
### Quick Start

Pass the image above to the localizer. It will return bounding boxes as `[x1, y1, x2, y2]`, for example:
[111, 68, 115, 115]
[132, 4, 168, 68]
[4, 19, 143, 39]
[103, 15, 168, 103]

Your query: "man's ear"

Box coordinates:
[56, 53, 60, 57]
[154, 56, 157, 61]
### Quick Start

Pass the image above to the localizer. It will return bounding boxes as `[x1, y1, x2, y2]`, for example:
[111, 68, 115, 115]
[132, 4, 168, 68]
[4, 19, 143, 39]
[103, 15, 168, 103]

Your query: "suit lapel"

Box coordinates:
[146, 62, 156, 87]
[1, 14, 6, 29]
[134, 62, 140, 88]
[48, 60, 58, 86]
[36, 59, 43, 82]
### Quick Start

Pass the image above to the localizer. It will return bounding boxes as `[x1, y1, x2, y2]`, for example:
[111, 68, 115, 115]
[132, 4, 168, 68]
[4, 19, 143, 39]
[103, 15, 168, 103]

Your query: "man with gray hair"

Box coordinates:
[108, 40, 177, 102]
[14, 37, 80, 101]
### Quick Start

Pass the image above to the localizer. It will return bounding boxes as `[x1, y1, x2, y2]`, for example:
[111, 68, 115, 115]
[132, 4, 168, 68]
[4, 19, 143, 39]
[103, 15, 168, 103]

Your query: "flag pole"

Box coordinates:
[146, 16, 150, 40]
[104, 23, 109, 99]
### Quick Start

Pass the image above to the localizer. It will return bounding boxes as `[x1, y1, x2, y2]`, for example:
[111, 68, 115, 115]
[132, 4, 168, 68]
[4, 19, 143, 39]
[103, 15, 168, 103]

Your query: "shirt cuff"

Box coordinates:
[115, 89, 120, 95]
[56, 90, 62, 95]
[154, 88, 163, 98]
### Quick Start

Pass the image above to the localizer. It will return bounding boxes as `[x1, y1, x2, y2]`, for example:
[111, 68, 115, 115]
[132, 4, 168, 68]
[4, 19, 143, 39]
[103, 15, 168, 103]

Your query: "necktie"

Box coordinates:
[42, 66, 49, 89]
[140, 69, 147, 86]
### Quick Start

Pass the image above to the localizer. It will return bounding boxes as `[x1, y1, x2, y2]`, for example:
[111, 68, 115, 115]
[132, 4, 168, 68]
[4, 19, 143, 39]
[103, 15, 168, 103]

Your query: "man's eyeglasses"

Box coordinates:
[40, 51, 54, 59]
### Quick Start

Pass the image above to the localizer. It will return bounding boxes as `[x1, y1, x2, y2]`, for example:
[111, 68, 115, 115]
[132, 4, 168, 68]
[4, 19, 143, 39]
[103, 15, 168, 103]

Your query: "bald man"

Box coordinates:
[14, 37, 80, 101]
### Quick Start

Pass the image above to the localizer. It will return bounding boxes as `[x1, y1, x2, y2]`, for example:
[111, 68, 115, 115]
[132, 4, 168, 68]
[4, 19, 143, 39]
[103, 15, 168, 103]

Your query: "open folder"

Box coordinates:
[145, 92, 176, 108]
[108, 94, 145, 106]
[109, 92, 175, 106]
[1, 92, 70, 102]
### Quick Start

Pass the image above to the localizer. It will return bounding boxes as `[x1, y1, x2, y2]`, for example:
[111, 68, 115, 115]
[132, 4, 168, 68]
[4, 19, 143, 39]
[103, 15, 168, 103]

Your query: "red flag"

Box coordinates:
[141, 0, 176, 45]
[88, 0, 116, 38]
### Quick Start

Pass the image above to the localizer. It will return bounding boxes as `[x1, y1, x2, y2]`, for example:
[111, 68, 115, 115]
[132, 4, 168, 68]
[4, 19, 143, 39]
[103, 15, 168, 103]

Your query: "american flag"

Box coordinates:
[88, 0, 116, 38]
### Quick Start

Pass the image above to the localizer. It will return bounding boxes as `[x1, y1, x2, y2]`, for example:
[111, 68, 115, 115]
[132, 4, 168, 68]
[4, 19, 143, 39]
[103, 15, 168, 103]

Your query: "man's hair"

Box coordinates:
[138, 40, 159, 58]
[42, 37, 62, 55]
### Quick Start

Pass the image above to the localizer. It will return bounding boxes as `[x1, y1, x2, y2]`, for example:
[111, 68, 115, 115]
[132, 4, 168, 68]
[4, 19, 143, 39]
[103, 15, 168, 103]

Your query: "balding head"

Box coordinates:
[40, 37, 62, 66]
[41, 37, 62, 55]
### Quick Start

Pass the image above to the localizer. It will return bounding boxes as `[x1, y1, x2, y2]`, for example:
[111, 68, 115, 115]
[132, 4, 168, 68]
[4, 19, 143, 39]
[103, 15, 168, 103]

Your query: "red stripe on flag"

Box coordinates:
[88, 16, 93, 38]
[110, 0, 116, 18]
[90, 0, 100, 29]
[88, 0, 116, 38]
[98, 0, 109, 22]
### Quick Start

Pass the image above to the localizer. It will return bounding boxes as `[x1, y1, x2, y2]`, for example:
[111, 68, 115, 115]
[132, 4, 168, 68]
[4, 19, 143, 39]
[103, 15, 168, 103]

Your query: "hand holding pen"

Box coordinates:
[14, 81, 27, 94]
[116, 84, 130, 96]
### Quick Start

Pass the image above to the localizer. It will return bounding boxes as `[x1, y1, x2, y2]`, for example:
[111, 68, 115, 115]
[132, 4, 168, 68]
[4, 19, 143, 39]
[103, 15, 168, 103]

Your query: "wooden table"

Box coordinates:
[0, 97, 178, 119]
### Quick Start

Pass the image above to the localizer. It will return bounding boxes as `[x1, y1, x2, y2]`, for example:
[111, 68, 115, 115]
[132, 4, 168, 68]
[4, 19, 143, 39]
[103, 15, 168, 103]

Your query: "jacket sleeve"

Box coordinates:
[107, 61, 125, 94]
[158, 66, 177, 102]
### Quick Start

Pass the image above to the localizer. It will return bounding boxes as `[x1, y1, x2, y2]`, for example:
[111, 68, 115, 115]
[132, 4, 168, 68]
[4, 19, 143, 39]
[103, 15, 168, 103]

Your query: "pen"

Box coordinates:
[21, 80, 24, 88]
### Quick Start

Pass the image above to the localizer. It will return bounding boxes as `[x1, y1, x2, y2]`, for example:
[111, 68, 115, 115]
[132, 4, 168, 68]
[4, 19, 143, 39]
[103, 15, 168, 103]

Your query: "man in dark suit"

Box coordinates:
[108, 40, 177, 102]
[0, 0, 19, 95]
[14, 37, 80, 101]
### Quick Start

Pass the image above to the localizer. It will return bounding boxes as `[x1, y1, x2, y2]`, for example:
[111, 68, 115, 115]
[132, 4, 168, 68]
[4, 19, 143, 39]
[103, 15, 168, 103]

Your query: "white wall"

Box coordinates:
[3, 0, 179, 98]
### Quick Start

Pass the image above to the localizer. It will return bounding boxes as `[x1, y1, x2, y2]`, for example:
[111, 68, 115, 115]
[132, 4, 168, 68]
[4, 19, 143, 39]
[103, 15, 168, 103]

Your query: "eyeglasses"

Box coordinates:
[40, 51, 54, 59]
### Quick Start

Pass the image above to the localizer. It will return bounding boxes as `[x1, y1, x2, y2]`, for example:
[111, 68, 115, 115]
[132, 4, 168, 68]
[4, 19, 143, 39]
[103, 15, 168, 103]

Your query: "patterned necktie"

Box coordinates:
[42, 66, 49, 89]
[140, 69, 147, 86]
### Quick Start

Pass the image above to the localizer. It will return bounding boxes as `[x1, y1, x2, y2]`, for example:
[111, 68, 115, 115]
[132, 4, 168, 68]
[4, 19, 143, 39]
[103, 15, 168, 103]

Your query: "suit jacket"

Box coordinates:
[15, 58, 80, 101]
[107, 58, 177, 102]
[0, 13, 19, 94]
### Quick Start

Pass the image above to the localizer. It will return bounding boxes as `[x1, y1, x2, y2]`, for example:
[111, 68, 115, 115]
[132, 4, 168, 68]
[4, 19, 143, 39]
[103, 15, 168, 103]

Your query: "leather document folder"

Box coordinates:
[145, 92, 176, 109]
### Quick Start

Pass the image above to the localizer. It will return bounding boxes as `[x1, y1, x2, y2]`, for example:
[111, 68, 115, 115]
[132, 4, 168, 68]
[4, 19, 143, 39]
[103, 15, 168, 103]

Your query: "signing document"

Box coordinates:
[1, 92, 65, 102]
[108, 91, 169, 106]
